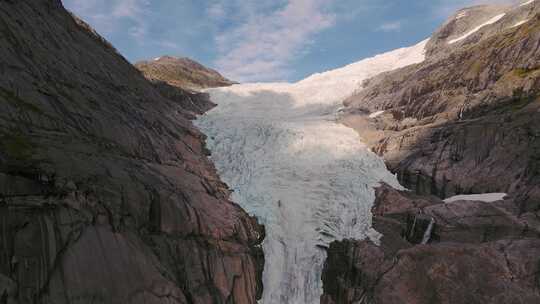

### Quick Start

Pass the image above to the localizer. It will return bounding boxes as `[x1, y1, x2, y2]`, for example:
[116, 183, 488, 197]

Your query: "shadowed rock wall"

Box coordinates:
[0, 1, 263, 303]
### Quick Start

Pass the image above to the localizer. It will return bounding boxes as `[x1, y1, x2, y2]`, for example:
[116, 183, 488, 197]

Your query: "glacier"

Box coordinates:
[195, 39, 427, 304]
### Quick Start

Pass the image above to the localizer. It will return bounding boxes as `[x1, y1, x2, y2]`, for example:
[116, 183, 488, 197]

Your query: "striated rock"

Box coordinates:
[135, 56, 235, 92]
[0, 1, 262, 303]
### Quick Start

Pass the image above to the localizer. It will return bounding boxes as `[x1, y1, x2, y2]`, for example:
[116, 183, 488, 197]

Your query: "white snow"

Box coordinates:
[369, 110, 385, 118]
[195, 39, 427, 304]
[520, 0, 535, 7]
[444, 193, 507, 203]
[153, 57, 161, 61]
[512, 19, 529, 27]
[448, 13, 506, 44]
[456, 12, 468, 19]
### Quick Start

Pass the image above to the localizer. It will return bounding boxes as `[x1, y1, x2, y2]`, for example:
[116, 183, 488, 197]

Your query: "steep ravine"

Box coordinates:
[0, 1, 263, 303]
[195, 42, 427, 303]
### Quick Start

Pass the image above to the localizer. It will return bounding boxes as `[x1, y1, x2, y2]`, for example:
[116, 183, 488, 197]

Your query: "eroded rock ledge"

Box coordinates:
[321, 184, 540, 304]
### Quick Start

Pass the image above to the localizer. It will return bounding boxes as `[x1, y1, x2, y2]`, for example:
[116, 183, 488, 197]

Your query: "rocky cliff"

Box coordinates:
[135, 56, 235, 92]
[321, 184, 540, 304]
[323, 3, 540, 303]
[343, 3, 540, 199]
[0, 1, 263, 303]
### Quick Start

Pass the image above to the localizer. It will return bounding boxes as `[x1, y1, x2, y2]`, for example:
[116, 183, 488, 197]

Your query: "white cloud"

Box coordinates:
[377, 21, 402, 32]
[207, 2, 227, 20]
[211, 0, 337, 82]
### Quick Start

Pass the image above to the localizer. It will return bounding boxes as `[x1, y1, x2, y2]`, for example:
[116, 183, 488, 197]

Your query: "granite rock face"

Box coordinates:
[0, 1, 263, 303]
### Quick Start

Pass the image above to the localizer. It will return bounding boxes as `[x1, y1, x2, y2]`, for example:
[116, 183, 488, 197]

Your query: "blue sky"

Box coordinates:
[63, 0, 514, 82]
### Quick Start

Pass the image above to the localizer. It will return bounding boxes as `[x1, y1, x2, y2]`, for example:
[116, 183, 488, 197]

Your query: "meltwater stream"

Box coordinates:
[195, 40, 427, 304]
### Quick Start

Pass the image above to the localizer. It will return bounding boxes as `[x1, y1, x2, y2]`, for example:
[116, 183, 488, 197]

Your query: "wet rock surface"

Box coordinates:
[0, 1, 263, 303]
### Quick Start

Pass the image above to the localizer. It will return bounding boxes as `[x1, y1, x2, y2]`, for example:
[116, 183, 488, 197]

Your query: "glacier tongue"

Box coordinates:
[195, 40, 427, 304]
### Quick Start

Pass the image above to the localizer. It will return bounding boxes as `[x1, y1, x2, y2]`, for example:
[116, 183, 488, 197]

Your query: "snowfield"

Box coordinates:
[369, 110, 385, 118]
[512, 19, 529, 28]
[520, 0, 536, 7]
[195, 40, 427, 304]
[444, 193, 507, 203]
[448, 13, 506, 44]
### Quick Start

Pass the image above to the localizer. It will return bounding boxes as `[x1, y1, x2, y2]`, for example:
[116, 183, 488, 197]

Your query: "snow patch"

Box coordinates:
[153, 57, 161, 61]
[456, 12, 468, 19]
[520, 0, 535, 7]
[369, 110, 385, 118]
[448, 13, 506, 44]
[512, 19, 529, 27]
[195, 40, 427, 304]
[444, 193, 507, 203]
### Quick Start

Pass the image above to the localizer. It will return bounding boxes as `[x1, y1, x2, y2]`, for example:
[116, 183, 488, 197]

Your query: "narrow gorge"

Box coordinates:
[1, 1, 540, 304]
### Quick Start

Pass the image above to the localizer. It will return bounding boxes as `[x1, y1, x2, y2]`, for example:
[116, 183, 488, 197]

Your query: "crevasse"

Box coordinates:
[195, 39, 427, 304]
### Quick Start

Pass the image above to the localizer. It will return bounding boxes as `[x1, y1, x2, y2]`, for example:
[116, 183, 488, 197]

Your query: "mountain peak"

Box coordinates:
[135, 56, 235, 91]
[426, 1, 540, 57]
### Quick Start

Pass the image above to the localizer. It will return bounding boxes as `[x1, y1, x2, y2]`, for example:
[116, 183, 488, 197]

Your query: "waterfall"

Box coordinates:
[421, 218, 436, 245]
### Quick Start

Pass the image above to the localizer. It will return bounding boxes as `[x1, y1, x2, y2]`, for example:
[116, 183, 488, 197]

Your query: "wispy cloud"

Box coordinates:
[63, 0, 150, 44]
[211, 0, 337, 82]
[207, 2, 227, 20]
[377, 21, 403, 32]
[112, 0, 147, 18]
